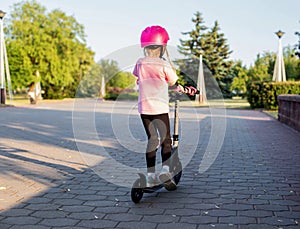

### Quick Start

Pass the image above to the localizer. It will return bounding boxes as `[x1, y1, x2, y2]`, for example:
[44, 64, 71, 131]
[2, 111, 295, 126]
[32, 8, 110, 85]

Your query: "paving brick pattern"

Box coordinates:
[0, 100, 299, 228]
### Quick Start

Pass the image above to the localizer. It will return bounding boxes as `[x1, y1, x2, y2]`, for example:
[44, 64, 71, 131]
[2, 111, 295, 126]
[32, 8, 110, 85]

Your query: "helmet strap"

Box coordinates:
[159, 46, 165, 58]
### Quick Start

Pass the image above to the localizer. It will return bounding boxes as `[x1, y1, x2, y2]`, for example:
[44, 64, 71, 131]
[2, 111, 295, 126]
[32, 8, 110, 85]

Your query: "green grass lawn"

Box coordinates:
[181, 97, 251, 109]
[3, 94, 28, 106]
[180, 97, 278, 120]
[262, 110, 278, 119]
[222, 97, 251, 109]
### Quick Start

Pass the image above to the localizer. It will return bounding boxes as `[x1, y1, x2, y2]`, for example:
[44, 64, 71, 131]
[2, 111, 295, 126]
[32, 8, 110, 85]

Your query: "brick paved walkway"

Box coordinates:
[0, 100, 299, 228]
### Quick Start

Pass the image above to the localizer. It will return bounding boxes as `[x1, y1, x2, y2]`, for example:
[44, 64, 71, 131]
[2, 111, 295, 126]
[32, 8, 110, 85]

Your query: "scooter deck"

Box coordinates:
[143, 184, 164, 193]
[137, 173, 173, 193]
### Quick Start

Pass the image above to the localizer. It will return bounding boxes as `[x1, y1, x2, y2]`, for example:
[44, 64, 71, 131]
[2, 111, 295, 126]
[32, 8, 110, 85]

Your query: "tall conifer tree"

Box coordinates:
[178, 12, 234, 97]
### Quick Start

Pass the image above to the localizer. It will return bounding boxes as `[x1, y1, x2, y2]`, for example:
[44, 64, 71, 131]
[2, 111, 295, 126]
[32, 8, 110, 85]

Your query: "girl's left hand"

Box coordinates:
[184, 86, 198, 96]
[175, 85, 198, 96]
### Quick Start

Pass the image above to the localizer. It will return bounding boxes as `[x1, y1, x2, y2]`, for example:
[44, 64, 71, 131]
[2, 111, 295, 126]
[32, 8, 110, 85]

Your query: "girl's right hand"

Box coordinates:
[175, 85, 185, 94]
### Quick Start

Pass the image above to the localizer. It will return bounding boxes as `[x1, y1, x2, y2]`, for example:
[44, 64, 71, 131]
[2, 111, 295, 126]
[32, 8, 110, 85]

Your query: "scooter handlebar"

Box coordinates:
[183, 86, 200, 96]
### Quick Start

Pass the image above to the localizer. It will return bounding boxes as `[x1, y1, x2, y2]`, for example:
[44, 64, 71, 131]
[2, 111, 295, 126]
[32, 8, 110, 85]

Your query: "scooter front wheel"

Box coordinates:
[131, 178, 144, 203]
[173, 161, 182, 185]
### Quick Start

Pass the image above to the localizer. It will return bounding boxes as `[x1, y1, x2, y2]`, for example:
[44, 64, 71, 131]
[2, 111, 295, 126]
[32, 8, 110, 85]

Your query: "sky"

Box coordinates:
[2, 0, 300, 67]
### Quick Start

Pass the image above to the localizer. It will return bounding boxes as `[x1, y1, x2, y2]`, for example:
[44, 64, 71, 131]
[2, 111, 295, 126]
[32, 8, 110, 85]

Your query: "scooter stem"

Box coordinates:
[173, 99, 179, 147]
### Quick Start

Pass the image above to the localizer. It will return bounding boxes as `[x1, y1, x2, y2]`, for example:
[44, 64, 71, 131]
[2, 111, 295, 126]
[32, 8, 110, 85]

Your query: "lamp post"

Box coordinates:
[0, 10, 5, 104]
[295, 31, 300, 58]
[0, 10, 12, 104]
[100, 75, 106, 99]
[276, 30, 284, 39]
[195, 50, 207, 104]
[272, 30, 286, 82]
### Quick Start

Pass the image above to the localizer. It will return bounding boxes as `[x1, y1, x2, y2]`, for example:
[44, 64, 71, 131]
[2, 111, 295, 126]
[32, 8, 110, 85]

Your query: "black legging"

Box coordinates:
[141, 113, 172, 173]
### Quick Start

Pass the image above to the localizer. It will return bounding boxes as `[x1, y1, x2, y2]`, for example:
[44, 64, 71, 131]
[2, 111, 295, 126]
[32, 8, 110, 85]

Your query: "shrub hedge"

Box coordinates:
[105, 87, 138, 100]
[247, 81, 300, 109]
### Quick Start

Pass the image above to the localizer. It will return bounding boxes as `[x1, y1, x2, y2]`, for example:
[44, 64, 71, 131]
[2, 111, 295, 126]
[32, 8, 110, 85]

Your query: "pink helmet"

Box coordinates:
[140, 25, 169, 48]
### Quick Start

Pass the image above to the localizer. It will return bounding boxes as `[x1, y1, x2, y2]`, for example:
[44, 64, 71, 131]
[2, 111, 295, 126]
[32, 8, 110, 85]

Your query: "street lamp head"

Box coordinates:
[0, 10, 6, 19]
[275, 30, 284, 39]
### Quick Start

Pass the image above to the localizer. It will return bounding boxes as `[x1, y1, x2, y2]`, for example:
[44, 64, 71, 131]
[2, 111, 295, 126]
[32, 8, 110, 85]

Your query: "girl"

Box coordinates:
[133, 25, 196, 191]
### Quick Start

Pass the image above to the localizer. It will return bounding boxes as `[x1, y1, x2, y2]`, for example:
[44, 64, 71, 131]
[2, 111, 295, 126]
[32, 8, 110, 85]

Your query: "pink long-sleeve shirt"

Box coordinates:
[133, 57, 178, 115]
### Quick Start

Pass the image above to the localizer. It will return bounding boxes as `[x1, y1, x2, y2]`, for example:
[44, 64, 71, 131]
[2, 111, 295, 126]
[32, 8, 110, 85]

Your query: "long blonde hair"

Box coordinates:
[144, 46, 165, 58]
[165, 47, 176, 72]
[144, 45, 176, 71]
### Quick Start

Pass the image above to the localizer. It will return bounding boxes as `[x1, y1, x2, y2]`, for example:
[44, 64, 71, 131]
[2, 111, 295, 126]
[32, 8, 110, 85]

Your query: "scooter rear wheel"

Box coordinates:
[131, 179, 144, 203]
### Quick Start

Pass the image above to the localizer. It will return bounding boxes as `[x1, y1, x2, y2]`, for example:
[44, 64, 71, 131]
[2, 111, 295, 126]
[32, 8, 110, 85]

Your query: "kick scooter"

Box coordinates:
[131, 97, 183, 203]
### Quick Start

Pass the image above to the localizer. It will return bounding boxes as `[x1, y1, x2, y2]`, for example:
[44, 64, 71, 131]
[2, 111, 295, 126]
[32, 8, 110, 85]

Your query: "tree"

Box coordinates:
[247, 48, 300, 82]
[248, 52, 275, 82]
[5, 1, 47, 91]
[98, 59, 119, 81]
[102, 59, 136, 93]
[294, 20, 300, 58]
[205, 21, 234, 96]
[107, 71, 136, 89]
[230, 60, 248, 97]
[178, 12, 208, 57]
[77, 59, 136, 98]
[178, 12, 233, 97]
[76, 62, 101, 97]
[5, 0, 94, 99]
[284, 46, 300, 81]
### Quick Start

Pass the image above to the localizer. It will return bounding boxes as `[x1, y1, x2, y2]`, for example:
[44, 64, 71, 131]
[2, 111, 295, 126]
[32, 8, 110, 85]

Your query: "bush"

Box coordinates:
[247, 81, 265, 109]
[247, 81, 300, 109]
[105, 87, 138, 100]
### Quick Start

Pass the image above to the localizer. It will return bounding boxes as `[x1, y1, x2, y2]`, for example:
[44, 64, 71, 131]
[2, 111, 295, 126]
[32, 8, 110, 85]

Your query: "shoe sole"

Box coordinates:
[159, 173, 177, 191]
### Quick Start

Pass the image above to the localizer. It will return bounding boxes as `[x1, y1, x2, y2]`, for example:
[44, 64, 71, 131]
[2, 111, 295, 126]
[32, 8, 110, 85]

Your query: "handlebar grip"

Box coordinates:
[183, 86, 200, 95]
